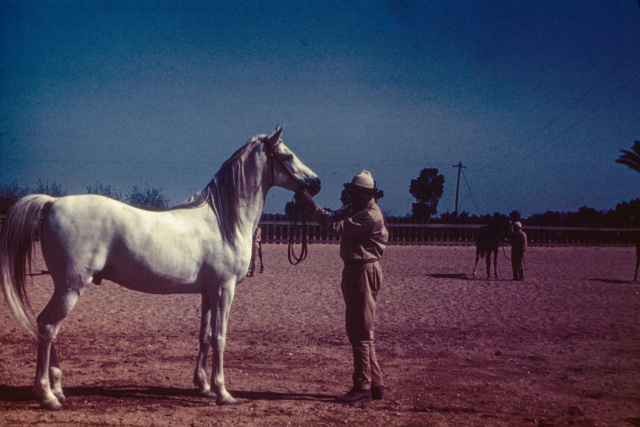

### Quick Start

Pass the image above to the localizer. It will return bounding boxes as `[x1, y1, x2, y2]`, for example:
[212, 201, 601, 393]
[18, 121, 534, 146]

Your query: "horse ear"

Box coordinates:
[265, 125, 284, 147]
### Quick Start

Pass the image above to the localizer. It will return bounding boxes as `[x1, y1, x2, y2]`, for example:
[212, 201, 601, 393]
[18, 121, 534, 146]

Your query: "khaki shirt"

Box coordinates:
[511, 229, 527, 257]
[314, 199, 388, 262]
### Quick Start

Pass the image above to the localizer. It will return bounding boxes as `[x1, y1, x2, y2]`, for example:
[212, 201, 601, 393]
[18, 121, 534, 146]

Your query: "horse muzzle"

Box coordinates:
[301, 177, 321, 196]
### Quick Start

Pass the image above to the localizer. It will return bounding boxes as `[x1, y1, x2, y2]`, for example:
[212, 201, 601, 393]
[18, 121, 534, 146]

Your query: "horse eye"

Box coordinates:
[276, 152, 294, 161]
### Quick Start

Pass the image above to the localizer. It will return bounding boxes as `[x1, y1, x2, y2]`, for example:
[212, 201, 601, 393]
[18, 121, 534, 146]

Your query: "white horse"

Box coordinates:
[0, 126, 320, 410]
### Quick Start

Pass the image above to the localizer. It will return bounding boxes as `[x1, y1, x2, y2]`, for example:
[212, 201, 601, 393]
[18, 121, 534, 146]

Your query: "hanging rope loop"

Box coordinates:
[287, 196, 309, 265]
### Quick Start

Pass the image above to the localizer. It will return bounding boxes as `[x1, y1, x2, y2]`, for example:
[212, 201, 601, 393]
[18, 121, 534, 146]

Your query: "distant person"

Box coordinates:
[296, 170, 388, 404]
[510, 221, 527, 281]
[247, 225, 263, 277]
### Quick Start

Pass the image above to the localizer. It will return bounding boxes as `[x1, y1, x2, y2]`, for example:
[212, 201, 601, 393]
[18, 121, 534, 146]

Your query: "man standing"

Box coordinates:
[511, 221, 527, 281]
[297, 171, 388, 403]
[247, 225, 263, 277]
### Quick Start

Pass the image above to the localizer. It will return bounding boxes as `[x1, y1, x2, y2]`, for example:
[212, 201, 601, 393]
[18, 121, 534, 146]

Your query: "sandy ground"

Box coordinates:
[0, 243, 639, 426]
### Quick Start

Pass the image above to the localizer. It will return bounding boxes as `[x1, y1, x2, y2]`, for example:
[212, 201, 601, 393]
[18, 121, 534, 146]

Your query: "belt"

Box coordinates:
[344, 259, 378, 267]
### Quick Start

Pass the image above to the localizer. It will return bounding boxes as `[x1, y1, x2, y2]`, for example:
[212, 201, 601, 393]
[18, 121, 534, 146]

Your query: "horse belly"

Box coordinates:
[99, 249, 206, 295]
[104, 265, 204, 295]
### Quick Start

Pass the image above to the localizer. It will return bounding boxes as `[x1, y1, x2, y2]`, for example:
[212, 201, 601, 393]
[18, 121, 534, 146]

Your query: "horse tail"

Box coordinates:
[0, 194, 56, 339]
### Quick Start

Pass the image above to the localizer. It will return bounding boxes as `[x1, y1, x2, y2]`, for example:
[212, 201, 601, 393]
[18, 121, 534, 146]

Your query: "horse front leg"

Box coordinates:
[472, 252, 480, 276]
[493, 250, 499, 279]
[194, 293, 216, 398]
[210, 280, 237, 405]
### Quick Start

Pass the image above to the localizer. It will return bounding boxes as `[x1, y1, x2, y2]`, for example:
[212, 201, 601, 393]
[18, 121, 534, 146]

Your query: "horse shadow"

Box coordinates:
[0, 385, 335, 406]
[430, 273, 473, 280]
[429, 273, 518, 282]
[589, 278, 635, 284]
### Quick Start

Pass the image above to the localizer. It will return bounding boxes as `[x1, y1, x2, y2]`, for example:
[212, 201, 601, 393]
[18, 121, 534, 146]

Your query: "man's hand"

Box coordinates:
[295, 189, 319, 214]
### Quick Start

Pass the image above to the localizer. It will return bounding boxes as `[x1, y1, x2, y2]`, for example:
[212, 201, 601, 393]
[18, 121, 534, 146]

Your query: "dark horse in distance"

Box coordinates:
[472, 216, 511, 279]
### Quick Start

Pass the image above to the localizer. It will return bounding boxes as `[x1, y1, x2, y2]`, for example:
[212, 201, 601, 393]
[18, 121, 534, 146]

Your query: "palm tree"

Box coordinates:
[616, 140, 640, 174]
[617, 140, 640, 281]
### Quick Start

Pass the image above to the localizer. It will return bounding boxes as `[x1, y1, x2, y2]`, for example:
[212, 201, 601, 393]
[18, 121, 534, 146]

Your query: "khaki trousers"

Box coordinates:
[341, 261, 383, 390]
[512, 254, 524, 280]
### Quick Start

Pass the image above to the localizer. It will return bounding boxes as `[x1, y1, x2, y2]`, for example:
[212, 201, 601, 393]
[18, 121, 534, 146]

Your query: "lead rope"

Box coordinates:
[502, 241, 527, 271]
[287, 196, 309, 265]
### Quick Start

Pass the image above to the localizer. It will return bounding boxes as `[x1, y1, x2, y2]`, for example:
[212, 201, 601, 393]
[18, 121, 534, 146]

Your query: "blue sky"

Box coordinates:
[1, 1, 639, 217]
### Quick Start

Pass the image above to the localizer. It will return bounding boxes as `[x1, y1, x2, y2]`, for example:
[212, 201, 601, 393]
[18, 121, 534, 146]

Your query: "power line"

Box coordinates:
[493, 42, 640, 167]
[461, 167, 481, 214]
[452, 161, 466, 215]
[523, 69, 640, 161]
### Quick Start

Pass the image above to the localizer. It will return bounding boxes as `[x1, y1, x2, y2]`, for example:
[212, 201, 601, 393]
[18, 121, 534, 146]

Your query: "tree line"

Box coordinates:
[1, 179, 639, 229]
[0, 181, 169, 214]
[2, 138, 638, 227]
[398, 140, 640, 228]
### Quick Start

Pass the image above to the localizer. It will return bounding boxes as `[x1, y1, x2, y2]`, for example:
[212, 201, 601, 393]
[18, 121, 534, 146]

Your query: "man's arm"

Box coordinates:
[296, 190, 373, 237]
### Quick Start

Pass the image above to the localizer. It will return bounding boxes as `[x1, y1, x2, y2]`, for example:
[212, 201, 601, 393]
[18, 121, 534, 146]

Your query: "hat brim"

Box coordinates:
[344, 183, 375, 193]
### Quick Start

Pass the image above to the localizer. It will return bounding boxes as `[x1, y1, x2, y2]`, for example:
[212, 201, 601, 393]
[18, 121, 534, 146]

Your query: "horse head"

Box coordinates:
[263, 126, 321, 196]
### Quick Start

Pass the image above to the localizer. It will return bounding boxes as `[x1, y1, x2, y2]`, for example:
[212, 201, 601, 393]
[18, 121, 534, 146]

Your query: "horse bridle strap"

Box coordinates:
[264, 138, 301, 190]
[264, 138, 283, 187]
[262, 138, 309, 265]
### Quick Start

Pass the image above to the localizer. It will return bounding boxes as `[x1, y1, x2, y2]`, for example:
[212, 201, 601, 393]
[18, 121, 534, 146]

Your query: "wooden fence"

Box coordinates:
[258, 220, 640, 247]
[1, 215, 638, 246]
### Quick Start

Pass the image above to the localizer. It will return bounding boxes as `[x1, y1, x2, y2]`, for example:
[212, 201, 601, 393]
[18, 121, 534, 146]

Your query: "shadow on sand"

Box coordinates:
[0, 385, 335, 406]
[429, 273, 518, 282]
[590, 278, 635, 284]
[429, 273, 472, 280]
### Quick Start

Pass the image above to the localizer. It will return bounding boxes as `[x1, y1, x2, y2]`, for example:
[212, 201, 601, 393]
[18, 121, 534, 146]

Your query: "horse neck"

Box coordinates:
[225, 148, 272, 243]
[236, 183, 268, 239]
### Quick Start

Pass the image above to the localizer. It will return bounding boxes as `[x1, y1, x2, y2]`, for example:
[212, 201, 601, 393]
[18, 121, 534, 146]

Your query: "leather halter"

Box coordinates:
[264, 137, 297, 189]
[263, 137, 309, 265]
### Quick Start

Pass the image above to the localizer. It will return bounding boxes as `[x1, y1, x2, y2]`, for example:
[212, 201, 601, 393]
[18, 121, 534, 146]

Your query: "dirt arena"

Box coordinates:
[1, 243, 639, 426]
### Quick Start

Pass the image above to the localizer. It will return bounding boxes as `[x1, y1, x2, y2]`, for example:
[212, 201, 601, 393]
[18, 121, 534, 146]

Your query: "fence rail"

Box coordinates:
[257, 220, 640, 246]
[1, 215, 638, 246]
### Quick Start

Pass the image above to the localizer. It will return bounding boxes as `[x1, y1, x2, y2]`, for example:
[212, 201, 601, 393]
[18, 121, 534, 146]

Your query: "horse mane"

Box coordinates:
[171, 136, 265, 243]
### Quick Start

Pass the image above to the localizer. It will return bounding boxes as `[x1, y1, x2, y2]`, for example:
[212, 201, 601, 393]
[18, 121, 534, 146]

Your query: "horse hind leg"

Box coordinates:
[33, 289, 81, 410]
[49, 342, 65, 403]
[493, 250, 499, 279]
[472, 251, 481, 276]
[485, 253, 491, 279]
[194, 293, 216, 398]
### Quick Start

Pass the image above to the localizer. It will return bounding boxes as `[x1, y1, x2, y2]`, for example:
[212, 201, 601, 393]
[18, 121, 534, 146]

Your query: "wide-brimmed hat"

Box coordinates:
[344, 170, 376, 193]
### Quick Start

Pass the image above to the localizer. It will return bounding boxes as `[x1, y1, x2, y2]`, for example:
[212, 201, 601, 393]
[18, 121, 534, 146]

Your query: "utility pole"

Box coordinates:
[453, 161, 466, 216]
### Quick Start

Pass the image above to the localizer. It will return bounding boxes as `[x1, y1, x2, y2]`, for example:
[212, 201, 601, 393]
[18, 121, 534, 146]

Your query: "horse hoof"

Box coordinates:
[198, 389, 217, 399]
[53, 390, 66, 403]
[40, 397, 63, 411]
[216, 395, 238, 405]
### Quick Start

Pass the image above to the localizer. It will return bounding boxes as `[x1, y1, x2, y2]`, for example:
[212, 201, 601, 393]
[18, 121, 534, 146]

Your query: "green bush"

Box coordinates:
[125, 184, 169, 211]
[0, 181, 29, 214]
[86, 182, 122, 201]
[34, 180, 66, 197]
